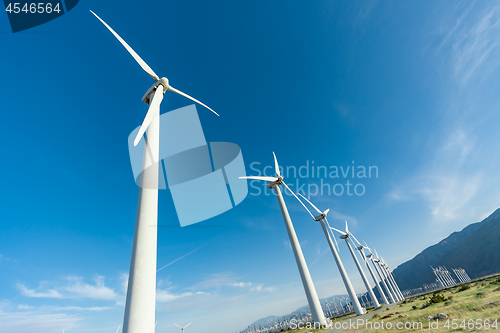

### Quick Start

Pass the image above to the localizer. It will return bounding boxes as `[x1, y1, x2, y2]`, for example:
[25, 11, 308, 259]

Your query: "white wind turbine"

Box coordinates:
[91, 11, 218, 333]
[330, 221, 380, 309]
[366, 248, 395, 303]
[355, 240, 389, 305]
[379, 255, 404, 301]
[239, 153, 327, 325]
[296, 193, 365, 316]
[374, 250, 401, 302]
[175, 323, 191, 333]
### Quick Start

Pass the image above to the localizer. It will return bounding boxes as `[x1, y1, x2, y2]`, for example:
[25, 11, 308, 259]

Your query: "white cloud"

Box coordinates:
[189, 272, 242, 290]
[53, 306, 111, 312]
[387, 128, 484, 221]
[230, 282, 252, 287]
[418, 172, 483, 220]
[434, 1, 500, 86]
[251, 284, 274, 293]
[0, 302, 81, 333]
[17, 276, 119, 301]
[156, 289, 206, 302]
[63, 276, 118, 300]
[16, 284, 63, 299]
[17, 305, 33, 310]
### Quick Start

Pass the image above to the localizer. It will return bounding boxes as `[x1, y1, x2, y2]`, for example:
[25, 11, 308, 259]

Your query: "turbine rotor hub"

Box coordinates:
[157, 77, 170, 92]
[267, 176, 283, 188]
[141, 77, 169, 104]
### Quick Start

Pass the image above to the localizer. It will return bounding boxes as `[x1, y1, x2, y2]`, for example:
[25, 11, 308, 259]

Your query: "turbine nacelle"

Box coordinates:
[266, 176, 284, 189]
[313, 214, 325, 221]
[142, 77, 169, 104]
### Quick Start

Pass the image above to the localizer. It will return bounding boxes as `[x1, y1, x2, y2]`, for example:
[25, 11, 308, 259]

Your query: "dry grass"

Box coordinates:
[342, 276, 500, 332]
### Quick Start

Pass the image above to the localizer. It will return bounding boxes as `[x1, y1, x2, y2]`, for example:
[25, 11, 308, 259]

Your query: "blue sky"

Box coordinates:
[2, 1, 500, 332]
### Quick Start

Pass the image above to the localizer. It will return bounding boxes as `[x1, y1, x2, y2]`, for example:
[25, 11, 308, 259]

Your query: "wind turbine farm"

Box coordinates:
[3, 1, 500, 333]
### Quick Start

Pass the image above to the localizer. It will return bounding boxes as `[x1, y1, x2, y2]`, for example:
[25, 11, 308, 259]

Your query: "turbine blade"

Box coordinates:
[134, 86, 164, 146]
[175, 324, 181, 328]
[115, 325, 121, 333]
[345, 220, 349, 234]
[90, 11, 160, 81]
[374, 249, 379, 259]
[323, 208, 330, 216]
[363, 240, 372, 252]
[329, 226, 347, 236]
[348, 237, 359, 252]
[185, 323, 192, 328]
[239, 176, 278, 182]
[281, 181, 315, 219]
[272, 152, 281, 177]
[298, 193, 323, 215]
[351, 233, 362, 247]
[325, 217, 340, 253]
[168, 86, 219, 116]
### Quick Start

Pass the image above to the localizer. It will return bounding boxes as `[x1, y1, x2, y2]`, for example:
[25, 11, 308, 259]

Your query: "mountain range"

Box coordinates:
[392, 208, 500, 290]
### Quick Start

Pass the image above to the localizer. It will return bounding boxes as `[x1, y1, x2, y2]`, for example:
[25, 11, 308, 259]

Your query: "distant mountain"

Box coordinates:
[439, 216, 500, 278]
[246, 316, 280, 328]
[393, 208, 500, 291]
[244, 295, 348, 330]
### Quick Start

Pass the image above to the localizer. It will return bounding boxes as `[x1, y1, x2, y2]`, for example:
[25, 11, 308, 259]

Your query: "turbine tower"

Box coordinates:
[380, 257, 404, 300]
[330, 221, 380, 309]
[366, 249, 395, 303]
[357, 241, 389, 305]
[295, 193, 366, 316]
[91, 11, 218, 333]
[374, 251, 401, 301]
[240, 153, 327, 325]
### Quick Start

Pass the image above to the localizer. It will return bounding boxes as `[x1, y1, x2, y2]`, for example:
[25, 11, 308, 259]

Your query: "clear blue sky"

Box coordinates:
[1, 1, 500, 332]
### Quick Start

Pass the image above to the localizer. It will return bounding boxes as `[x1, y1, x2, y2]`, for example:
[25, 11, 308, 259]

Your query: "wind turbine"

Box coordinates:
[239, 153, 327, 325]
[379, 255, 404, 300]
[355, 240, 389, 305]
[329, 221, 380, 309]
[295, 193, 365, 316]
[367, 248, 395, 303]
[374, 250, 401, 302]
[90, 11, 218, 333]
[175, 323, 191, 333]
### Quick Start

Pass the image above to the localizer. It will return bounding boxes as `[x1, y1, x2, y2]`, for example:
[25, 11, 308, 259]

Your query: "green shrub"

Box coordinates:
[459, 284, 471, 292]
[429, 292, 447, 304]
